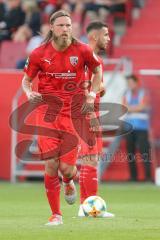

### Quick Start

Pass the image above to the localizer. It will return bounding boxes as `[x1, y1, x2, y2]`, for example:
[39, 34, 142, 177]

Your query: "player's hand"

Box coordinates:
[81, 95, 95, 114]
[88, 112, 100, 132]
[26, 91, 42, 103]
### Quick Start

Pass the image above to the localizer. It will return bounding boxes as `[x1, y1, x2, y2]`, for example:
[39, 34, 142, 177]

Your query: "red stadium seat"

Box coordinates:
[0, 41, 27, 69]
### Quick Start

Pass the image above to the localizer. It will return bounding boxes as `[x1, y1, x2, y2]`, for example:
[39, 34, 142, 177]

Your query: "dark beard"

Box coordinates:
[97, 41, 107, 52]
[99, 45, 106, 52]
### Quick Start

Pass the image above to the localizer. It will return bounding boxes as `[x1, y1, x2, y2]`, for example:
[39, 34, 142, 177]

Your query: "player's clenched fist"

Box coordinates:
[88, 112, 100, 132]
[81, 92, 95, 114]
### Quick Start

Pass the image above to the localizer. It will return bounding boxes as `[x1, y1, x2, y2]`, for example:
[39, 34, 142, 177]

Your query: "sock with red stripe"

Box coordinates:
[44, 173, 62, 216]
[82, 165, 98, 198]
[79, 165, 87, 204]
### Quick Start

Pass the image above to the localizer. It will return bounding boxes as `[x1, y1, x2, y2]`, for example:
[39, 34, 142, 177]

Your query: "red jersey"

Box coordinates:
[24, 40, 100, 117]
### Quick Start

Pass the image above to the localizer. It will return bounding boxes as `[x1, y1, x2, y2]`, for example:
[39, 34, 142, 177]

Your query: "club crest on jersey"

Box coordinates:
[70, 56, 78, 66]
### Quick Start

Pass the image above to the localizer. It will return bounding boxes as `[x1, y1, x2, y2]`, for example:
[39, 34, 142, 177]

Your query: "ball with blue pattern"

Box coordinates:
[82, 196, 107, 217]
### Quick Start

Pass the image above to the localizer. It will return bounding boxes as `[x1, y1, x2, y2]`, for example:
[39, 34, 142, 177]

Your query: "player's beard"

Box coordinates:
[98, 43, 107, 51]
[97, 40, 108, 51]
[53, 33, 72, 49]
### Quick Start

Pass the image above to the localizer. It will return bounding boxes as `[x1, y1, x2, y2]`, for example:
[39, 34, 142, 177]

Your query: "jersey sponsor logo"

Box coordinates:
[46, 72, 76, 79]
[70, 56, 78, 66]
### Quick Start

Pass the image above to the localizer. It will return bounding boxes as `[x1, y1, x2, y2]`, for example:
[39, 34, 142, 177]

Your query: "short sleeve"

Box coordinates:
[24, 49, 40, 79]
[83, 45, 101, 72]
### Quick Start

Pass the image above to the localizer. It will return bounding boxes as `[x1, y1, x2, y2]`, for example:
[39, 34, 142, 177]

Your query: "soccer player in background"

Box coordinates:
[78, 21, 115, 218]
[22, 10, 102, 226]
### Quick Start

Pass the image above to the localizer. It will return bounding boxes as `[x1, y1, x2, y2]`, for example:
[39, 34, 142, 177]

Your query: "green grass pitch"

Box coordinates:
[0, 182, 160, 240]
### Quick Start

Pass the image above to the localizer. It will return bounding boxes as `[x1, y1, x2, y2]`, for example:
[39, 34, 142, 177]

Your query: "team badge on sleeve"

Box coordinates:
[70, 56, 78, 66]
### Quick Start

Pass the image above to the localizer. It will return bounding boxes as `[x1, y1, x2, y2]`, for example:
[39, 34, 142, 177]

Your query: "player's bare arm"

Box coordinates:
[22, 73, 42, 103]
[81, 65, 102, 132]
[90, 72, 106, 97]
[81, 65, 102, 114]
[91, 64, 103, 94]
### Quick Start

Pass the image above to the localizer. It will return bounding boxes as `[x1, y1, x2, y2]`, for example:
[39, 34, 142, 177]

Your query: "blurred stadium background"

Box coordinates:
[1, 1, 160, 239]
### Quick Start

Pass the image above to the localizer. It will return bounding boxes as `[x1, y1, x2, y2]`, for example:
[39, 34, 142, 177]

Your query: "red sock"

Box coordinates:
[44, 174, 62, 216]
[79, 165, 87, 204]
[83, 165, 98, 198]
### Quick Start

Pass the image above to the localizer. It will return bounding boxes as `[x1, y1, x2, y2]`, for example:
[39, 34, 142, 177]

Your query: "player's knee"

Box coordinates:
[60, 168, 72, 178]
[45, 159, 59, 176]
[63, 171, 73, 178]
[60, 164, 75, 178]
[45, 166, 58, 176]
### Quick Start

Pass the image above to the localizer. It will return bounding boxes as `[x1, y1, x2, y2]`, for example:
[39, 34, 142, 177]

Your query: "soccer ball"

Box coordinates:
[82, 196, 107, 217]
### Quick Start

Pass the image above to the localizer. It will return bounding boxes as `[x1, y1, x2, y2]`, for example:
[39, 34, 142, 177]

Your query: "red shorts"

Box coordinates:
[36, 111, 102, 164]
[36, 113, 79, 165]
[79, 136, 102, 157]
[72, 117, 103, 157]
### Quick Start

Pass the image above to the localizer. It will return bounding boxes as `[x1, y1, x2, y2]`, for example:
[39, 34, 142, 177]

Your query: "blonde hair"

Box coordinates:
[43, 10, 71, 44]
